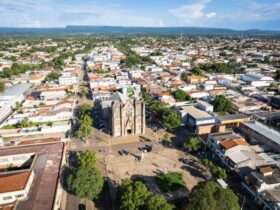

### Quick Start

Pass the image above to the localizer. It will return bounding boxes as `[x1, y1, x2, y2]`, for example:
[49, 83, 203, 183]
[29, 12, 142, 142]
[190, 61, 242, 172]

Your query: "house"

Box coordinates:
[146, 65, 163, 73]
[207, 130, 276, 177]
[180, 106, 216, 134]
[196, 100, 214, 112]
[207, 131, 247, 159]
[59, 72, 78, 85]
[186, 75, 207, 84]
[217, 114, 250, 132]
[239, 121, 280, 153]
[0, 143, 64, 210]
[231, 96, 269, 113]
[188, 91, 209, 99]
[39, 89, 66, 100]
[0, 83, 31, 123]
[240, 73, 274, 87]
[244, 166, 280, 210]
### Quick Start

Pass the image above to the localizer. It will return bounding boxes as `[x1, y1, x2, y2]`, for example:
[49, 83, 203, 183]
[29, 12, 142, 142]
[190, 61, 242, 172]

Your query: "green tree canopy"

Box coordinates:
[172, 89, 191, 102]
[119, 180, 173, 210]
[67, 166, 104, 200]
[78, 150, 96, 169]
[187, 181, 240, 210]
[180, 72, 189, 82]
[75, 105, 93, 140]
[143, 194, 174, 210]
[201, 159, 227, 179]
[213, 95, 232, 113]
[144, 92, 181, 130]
[45, 71, 61, 82]
[162, 110, 181, 131]
[76, 115, 92, 139]
[192, 67, 204, 76]
[183, 136, 201, 152]
[78, 104, 92, 119]
[198, 62, 242, 74]
[119, 180, 150, 210]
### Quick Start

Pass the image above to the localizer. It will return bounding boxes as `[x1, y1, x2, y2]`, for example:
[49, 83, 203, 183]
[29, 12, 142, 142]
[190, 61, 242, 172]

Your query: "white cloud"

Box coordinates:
[206, 12, 216, 18]
[0, 0, 164, 27]
[169, 0, 216, 24]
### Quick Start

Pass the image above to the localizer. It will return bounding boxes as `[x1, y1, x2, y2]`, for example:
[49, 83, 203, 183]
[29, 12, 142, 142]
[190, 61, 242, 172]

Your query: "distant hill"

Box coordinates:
[0, 26, 279, 37]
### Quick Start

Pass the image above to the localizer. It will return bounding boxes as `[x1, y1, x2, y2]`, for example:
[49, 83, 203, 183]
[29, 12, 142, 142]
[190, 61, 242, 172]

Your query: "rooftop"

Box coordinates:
[0, 142, 64, 210]
[243, 121, 280, 146]
[0, 83, 31, 98]
[211, 131, 243, 142]
[220, 139, 248, 150]
[218, 114, 249, 122]
[0, 171, 31, 193]
[261, 186, 280, 204]
[183, 106, 213, 119]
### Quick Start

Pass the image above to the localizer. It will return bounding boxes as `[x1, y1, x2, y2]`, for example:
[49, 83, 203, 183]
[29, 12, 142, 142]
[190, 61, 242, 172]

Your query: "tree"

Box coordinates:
[119, 180, 173, 210]
[213, 95, 232, 113]
[15, 102, 22, 112]
[143, 194, 174, 210]
[78, 150, 96, 169]
[198, 62, 242, 74]
[78, 104, 92, 119]
[119, 180, 150, 210]
[162, 111, 181, 131]
[53, 57, 65, 70]
[76, 115, 92, 139]
[180, 72, 188, 82]
[144, 92, 181, 130]
[45, 71, 60, 82]
[67, 166, 104, 200]
[183, 136, 201, 152]
[155, 172, 185, 193]
[172, 89, 191, 102]
[80, 87, 88, 98]
[201, 159, 227, 179]
[76, 105, 93, 140]
[17, 117, 32, 128]
[192, 67, 203, 76]
[187, 181, 240, 210]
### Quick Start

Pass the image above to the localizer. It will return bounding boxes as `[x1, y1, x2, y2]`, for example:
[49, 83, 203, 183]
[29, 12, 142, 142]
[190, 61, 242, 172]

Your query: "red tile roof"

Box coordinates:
[0, 171, 31, 193]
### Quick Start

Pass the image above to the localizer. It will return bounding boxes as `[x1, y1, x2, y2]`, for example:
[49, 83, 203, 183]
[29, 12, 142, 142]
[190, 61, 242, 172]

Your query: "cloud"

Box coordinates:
[240, 1, 280, 21]
[169, 0, 216, 24]
[212, 1, 280, 29]
[0, 0, 163, 27]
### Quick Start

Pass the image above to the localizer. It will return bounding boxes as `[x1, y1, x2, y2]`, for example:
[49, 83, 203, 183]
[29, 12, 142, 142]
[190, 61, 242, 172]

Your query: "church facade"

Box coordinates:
[111, 99, 145, 137]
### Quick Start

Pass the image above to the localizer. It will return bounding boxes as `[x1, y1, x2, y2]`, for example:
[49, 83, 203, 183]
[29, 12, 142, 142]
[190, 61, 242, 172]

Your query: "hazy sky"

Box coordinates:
[0, 0, 280, 30]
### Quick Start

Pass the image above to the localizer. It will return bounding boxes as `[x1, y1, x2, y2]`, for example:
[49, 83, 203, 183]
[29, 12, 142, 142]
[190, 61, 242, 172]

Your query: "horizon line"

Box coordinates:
[0, 25, 279, 32]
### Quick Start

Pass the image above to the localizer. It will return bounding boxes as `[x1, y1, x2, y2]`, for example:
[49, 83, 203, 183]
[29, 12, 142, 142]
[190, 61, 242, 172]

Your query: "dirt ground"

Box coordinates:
[104, 143, 209, 191]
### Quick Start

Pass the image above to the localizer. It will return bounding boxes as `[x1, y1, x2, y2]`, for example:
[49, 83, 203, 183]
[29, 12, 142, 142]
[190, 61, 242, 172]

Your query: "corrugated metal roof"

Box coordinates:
[244, 121, 280, 145]
[0, 83, 31, 97]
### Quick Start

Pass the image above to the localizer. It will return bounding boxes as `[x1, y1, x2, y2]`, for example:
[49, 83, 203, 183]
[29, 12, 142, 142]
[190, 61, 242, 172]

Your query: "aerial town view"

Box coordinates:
[0, 1, 280, 210]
